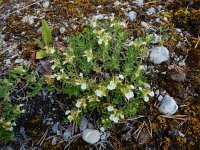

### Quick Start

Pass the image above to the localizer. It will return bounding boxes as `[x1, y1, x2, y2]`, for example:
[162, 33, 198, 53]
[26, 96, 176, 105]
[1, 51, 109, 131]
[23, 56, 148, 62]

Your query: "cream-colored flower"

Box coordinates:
[107, 106, 114, 112]
[83, 49, 93, 62]
[143, 96, 149, 102]
[51, 65, 56, 70]
[65, 110, 71, 115]
[119, 74, 124, 80]
[50, 47, 55, 54]
[63, 53, 75, 64]
[113, 116, 119, 123]
[75, 101, 81, 108]
[148, 91, 154, 97]
[81, 83, 87, 90]
[109, 114, 115, 121]
[125, 91, 134, 100]
[107, 81, 116, 90]
[95, 89, 103, 97]
[130, 85, 135, 89]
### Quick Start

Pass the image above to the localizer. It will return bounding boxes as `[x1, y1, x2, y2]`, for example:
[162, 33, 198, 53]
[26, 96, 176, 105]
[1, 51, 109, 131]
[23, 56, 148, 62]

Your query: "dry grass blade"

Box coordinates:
[64, 134, 81, 150]
[161, 115, 188, 120]
[37, 129, 48, 146]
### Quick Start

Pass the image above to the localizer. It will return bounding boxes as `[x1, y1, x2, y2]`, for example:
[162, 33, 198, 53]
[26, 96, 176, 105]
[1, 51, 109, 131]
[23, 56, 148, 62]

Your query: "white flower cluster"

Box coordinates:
[65, 109, 81, 122]
[83, 49, 93, 62]
[121, 85, 135, 100]
[107, 75, 123, 90]
[93, 29, 111, 46]
[107, 106, 124, 123]
[51, 69, 68, 81]
[63, 52, 75, 65]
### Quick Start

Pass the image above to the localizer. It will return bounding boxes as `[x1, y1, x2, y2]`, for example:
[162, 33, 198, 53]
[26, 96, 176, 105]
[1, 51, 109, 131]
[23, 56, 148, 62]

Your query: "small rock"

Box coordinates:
[114, 1, 121, 6]
[100, 131, 110, 140]
[51, 137, 57, 146]
[163, 17, 168, 22]
[79, 116, 88, 131]
[149, 46, 169, 64]
[127, 11, 137, 21]
[155, 89, 160, 96]
[59, 27, 66, 34]
[158, 95, 163, 101]
[146, 7, 156, 15]
[176, 28, 182, 33]
[178, 60, 185, 67]
[141, 21, 150, 30]
[168, 65, 174, 70]
[178, 131, 185, 137]
[63, 130, 72, 141]
[159, 95, 178, 115]
[82, 129, 100, 144]
[5, 59, 11, 65]
[43, 1, 50, 8]
[155, 18, 161, 23]
[1, 146, 14, 150]
[94, 14, 104, 20]
[52, 122, 59, 133]
[15, 59, 23, 64]
[133, 0, 143, 6]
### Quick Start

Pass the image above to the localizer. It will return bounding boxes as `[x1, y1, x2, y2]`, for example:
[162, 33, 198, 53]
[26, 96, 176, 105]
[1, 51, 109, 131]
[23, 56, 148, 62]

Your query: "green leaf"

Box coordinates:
[36, 50, 48, 59]
[34, 38, 44, 48]
[42, 19, 52, 45]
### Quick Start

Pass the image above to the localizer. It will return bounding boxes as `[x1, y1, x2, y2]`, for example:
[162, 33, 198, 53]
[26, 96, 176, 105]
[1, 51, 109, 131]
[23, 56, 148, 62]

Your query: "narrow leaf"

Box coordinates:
[42, 19, 52, 45]
[36, 50, 48, 59]
[34, 38, 44, 48]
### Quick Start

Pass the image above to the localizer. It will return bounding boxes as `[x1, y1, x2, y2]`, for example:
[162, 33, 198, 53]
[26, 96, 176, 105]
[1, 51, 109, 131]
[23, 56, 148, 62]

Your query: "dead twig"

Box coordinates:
[37, 129, 48, 146]
[64, 133, 81, 150]
[195, 37, 200, 49]
[161, 115, 188, 121]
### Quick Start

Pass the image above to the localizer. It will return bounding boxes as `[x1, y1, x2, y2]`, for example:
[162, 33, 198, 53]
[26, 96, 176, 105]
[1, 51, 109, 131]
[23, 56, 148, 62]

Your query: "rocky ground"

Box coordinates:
[0, 0, 200, 149]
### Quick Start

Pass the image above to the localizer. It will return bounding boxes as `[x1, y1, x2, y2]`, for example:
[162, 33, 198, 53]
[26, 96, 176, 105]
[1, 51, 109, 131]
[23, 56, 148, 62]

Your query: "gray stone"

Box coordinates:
[155, 89, 160, 96]
[159, 95, 178, 115]
[82, 129, 100, 144]
[149, 46, 169, 64]
[128, 11, 137, 21]
[63, 130, 72, 141]
[43, 1, 50, 8]
[59, 27, 66, 34]
[79, 116, 88, 131]
[52, 122, 59, 133]
[133, 0, 143, 6]
[114, 1, 121, 6]
[158, 95, 163, 101]
[146, 7, 156, 15]
[15, 59, 23, 64]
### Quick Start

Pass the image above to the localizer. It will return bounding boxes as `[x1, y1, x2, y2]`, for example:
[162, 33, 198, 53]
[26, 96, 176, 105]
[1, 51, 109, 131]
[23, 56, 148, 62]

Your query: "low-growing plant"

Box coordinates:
[0, 66, 43, 142]
[35, 15, 154, 128]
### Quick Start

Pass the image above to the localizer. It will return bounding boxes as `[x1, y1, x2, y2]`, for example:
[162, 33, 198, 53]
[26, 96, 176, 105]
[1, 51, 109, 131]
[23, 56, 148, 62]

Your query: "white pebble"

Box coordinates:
[158, 95, 163, 101]
[82, 129, 100, 144]
[43, 1, 50, 8]
[149, 46, 169, 64]
[133, 0, 143, 6]
[114, 1, 121, 6]
[127, 11, 137, 21]
[15, 59, 24, 64]
[146, 7, 156, 15]
[155, 89, 160, 96]
[59, 27, 66, 34]
[159, 95, 178, 115]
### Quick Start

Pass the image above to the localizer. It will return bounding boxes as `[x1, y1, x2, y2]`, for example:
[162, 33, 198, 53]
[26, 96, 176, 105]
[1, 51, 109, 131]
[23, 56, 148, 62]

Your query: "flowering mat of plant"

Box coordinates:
[0, 0, 199, 149]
